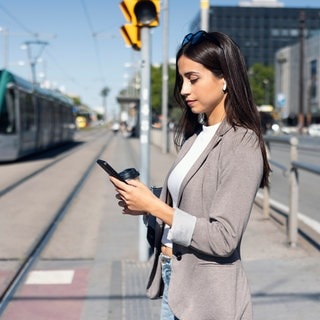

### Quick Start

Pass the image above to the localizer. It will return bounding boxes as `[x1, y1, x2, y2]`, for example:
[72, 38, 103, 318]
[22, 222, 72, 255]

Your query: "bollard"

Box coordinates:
[288, 136, 299, 247]
[263, 142, 271, 218]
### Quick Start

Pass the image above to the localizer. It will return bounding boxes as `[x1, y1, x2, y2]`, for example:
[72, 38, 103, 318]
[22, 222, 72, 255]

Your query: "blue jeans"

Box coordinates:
[160, 254, 179, 320]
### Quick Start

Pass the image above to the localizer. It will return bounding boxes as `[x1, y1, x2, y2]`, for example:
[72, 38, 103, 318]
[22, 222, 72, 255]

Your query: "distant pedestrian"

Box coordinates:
[110, 30, 270, 320]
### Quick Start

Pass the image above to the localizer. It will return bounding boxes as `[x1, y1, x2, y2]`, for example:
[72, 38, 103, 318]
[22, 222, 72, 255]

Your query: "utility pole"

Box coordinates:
[23, 40, 48, 84]
[0, 27, 9, 68]
[100, 86, 110, 122]
[0, 28, 54, 70]
[161, 0, 169, 153]
[200, 0, 210, 31]
[139, 27, 151, 188]
[298, 11, 305, 134]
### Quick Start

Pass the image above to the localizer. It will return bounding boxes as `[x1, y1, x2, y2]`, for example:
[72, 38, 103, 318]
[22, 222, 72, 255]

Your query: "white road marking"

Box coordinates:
[25, 270, 75, 285]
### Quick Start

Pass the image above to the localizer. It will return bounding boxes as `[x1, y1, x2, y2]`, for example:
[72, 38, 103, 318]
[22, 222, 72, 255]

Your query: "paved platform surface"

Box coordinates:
[2, 133, 319, 320]
[94, 134, 320, 320]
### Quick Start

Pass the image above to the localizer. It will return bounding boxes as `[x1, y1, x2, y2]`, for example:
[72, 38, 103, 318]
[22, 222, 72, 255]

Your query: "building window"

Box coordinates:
[290, 29, 299, 37]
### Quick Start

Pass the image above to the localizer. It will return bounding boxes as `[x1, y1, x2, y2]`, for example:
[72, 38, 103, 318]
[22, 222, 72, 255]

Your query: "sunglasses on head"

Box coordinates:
[181, 30, 224, 52]
[181, 30, 207, 46]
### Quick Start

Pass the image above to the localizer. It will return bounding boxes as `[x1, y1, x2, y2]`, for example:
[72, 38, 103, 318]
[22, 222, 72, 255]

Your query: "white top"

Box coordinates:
[161, 123, 221, 247]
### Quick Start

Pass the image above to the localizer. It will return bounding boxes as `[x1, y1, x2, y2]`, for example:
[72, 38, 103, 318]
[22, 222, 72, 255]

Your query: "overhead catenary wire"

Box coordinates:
[0, 1, 116, 107]
[0, 2, 93, 101]
[0, 3, 36, 37]
[44, 48, 83, 88]
[0, 3, 67, 85]
[80, 0, 107, 87]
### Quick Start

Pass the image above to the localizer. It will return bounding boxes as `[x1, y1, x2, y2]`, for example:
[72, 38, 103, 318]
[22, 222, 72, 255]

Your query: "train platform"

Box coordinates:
[1, 132, 319, 320]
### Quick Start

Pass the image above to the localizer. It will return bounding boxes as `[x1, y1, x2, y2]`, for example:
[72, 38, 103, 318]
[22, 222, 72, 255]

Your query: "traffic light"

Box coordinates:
[134, 0, 160, 28]
[119, 0, 140, 50]
[119, 0, 138, 25]
[119, 0, 160, 50]
[120, 24, 141, 50]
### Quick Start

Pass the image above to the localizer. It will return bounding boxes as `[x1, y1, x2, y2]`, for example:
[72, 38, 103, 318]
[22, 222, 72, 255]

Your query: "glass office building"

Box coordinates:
[191, 5, 320, 68]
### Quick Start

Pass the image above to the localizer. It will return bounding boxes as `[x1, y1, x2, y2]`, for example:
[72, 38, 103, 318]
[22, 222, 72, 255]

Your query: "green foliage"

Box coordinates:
[170, 106, 183, 124]
[150, 64, 178, 119]
[150, 63, 275, 123]
[70, 95, 81, 106]
[141, 62, 277, 128]
[248, 63, 274, 106]
[151, 65, 162, 113]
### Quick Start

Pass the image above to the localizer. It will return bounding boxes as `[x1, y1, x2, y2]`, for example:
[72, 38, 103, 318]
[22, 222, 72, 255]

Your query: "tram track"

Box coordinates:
[0, 129, 114, 316]
[0, 129, 108, 198]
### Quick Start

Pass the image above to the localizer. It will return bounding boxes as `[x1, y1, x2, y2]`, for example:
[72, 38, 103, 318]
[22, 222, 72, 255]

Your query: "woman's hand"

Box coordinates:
[110, 176, 158, 216]
[110, 176, 174, 225]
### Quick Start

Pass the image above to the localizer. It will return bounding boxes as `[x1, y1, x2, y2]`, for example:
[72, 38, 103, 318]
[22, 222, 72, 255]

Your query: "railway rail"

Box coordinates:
[0, 128, 114, 316]
[0, 129, 105, 198]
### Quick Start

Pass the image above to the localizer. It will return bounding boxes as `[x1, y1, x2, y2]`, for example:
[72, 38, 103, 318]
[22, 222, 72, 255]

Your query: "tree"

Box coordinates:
[151, 65, 162, 114]
[150, 63, 178, 118]
[248, 64, 274, 106]
[69, 95, 81, 106]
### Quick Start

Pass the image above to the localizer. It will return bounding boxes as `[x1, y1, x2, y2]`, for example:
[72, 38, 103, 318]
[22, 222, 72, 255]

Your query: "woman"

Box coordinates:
[111, 30, 270, 320]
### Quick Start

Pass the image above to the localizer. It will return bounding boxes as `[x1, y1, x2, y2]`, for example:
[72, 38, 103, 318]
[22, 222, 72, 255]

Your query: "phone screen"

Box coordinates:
[96, 159, 128, 184]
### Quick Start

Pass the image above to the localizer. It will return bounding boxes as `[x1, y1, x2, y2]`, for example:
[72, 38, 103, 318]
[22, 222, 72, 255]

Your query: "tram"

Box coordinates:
[0, 69, 76, 161]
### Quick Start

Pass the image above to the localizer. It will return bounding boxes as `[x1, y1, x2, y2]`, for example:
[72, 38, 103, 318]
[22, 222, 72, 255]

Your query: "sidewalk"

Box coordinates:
[242, 205, 320, 320]
[90, 134, 320, 320]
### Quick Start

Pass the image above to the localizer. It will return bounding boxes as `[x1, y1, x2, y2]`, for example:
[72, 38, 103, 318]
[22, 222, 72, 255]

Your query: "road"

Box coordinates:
[266, 135, 320, 223]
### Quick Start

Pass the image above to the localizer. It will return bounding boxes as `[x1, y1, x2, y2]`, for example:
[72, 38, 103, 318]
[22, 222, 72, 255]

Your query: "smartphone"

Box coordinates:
[96, 159, 128, 184]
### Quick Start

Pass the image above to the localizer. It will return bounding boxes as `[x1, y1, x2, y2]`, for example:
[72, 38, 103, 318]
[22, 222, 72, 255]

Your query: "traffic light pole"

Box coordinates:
[161, 0, 169, 154]
[119, 0, 159, 261]
[139, 26, 151, 261]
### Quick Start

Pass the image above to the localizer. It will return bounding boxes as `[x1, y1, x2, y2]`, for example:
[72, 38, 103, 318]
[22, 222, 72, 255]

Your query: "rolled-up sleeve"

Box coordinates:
[169, 208, 196, 247]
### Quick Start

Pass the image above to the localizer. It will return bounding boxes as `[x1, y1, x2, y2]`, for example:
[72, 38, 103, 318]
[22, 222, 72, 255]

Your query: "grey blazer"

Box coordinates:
[146, 120, 263, 320]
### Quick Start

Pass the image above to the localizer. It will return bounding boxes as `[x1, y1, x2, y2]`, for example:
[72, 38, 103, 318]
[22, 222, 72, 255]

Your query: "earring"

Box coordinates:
[222, 81, 227, 93]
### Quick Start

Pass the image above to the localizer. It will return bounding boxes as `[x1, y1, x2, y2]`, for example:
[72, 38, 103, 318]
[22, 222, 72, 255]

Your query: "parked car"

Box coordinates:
[308, 124, 320, 137]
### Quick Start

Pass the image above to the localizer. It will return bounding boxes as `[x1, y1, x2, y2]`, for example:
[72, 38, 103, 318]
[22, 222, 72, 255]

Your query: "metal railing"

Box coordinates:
[263, 135, 320, 247]
[151, 129, 320, 248]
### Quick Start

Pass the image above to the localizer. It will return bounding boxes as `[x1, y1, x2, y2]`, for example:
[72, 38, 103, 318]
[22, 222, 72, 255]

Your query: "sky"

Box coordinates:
[0, 0, 319, 118]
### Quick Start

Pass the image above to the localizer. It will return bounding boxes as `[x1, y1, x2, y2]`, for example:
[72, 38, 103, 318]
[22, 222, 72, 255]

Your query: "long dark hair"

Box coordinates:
[173, 31, 270, 188]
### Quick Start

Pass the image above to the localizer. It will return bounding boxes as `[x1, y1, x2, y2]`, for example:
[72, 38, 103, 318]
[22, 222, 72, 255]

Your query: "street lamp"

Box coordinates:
[100, 87, 110, 122]
[298, 10, 305, 134]
[263, 79, 270, 105]
[277, 54, 287, 93]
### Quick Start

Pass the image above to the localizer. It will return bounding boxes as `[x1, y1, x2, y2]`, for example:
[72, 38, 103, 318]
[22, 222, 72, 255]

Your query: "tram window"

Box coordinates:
[40, 98, 49, 128]
[20, 93, 35, 131]
[0, 104, 9, 133]
[0, 89, 15, 134]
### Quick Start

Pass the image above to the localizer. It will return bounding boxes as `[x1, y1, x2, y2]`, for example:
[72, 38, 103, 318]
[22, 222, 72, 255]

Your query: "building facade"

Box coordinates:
[190, 4, 320, 68]
[275, 33, 320, 121]
[189, 1, 320, 121]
